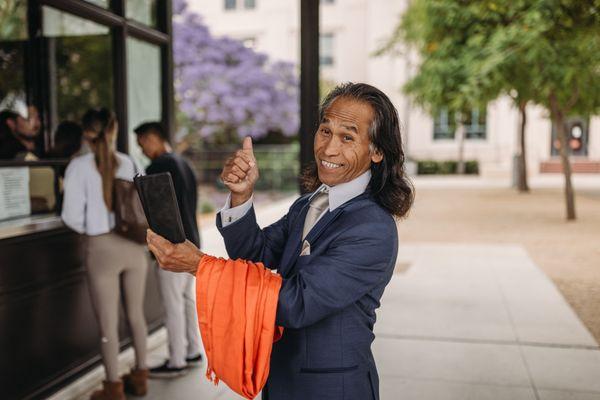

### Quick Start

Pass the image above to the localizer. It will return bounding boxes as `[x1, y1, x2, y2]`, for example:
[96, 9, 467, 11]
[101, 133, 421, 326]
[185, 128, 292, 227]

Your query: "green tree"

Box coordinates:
[464, 1, 540, 192]
[469, 0, 600, 219]
[379, 0, 491, 175]
[519, 1, 599, 220]
[474, 0, 600, 202]
[381, 0, 600, 219]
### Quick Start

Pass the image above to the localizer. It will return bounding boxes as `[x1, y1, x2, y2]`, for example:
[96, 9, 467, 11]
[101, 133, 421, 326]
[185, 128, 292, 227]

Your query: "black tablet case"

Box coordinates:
[134, 172, 186, 244]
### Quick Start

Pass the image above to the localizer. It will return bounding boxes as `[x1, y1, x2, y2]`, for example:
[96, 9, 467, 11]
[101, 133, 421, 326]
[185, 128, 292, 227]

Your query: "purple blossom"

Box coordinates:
[173, 1, 299, 140]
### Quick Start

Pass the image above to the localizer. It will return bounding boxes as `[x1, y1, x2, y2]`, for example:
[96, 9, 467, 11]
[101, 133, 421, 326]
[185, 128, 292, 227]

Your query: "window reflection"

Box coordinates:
[127, 37, 162, 167]
[127, 0, 158, 27]
[43, 6, 114, 131]
[0, 0, 39, 160]
[0, 0, 28, 40]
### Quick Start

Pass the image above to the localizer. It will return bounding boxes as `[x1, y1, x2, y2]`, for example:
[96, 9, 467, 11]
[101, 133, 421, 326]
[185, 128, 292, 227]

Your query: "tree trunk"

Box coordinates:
[456, 123, 466, 174]
[516, 101, 529, 192]
[552, 107, 576, 220]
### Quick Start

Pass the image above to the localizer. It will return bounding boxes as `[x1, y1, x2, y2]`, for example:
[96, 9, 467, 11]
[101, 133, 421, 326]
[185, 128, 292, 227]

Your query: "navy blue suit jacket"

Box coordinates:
[217, 190, 398, 400]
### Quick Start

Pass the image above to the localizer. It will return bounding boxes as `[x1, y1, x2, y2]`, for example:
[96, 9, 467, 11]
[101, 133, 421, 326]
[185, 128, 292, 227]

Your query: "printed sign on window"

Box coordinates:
[0, 168, 31, 220]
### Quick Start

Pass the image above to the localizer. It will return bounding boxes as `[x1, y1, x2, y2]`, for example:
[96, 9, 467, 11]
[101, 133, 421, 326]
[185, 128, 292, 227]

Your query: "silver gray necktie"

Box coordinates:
[302, 189, 329, 240]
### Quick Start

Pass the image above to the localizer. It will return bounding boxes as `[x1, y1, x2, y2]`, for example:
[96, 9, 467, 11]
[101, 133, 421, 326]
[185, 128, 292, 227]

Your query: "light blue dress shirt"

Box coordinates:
[219, 169, 372, 227]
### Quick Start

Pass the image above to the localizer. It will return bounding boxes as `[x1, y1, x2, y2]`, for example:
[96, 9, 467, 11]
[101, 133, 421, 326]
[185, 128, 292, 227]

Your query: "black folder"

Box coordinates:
[134, 172, 186, 244]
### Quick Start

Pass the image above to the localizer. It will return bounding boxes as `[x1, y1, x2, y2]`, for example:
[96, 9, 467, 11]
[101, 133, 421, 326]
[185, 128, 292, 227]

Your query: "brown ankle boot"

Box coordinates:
[90, 380, 125, 400]
[123, 368, 149, 396]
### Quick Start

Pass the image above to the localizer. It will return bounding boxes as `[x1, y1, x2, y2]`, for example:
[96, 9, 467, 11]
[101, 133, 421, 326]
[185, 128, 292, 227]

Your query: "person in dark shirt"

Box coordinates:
[134, 122, 203, 378]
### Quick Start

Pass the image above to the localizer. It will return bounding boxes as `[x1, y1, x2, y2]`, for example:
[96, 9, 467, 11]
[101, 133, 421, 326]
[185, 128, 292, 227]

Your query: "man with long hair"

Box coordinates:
[147, 83, 414, 400]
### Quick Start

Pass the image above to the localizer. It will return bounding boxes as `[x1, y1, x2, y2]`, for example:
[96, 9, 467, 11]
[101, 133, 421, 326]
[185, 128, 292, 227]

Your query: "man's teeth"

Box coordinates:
[321, 160, 341, 169]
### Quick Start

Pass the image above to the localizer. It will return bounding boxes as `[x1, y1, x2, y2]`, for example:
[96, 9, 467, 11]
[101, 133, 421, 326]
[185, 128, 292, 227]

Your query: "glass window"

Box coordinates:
[464, 107, 486, 139]
[319, 33, 334, 66]
[127, 0, 158, 28]
[433, 108, 455, 140]
[244, 0, 256, 9]
[1, 1, 40, 161]
[42, 7, 113, 130]
[127, 37, 162, 167]
[225, 0, 237, 10]
[0, 0, 28, 118]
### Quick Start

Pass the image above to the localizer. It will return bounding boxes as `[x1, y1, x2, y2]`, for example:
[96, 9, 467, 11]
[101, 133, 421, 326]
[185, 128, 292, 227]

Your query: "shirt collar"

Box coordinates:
[309, 169, 372, 211]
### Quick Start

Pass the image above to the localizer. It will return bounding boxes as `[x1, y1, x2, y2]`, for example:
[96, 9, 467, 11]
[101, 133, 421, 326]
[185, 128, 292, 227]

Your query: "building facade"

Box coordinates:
[194, 0, 600, 177]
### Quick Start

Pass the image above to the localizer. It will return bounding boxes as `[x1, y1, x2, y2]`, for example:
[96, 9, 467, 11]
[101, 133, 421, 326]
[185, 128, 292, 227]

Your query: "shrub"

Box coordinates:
[416, 160, 479, 175]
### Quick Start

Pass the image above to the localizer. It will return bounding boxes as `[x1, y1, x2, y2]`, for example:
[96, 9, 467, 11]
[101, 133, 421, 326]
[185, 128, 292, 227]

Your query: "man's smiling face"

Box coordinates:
[314, 96, 383, 187]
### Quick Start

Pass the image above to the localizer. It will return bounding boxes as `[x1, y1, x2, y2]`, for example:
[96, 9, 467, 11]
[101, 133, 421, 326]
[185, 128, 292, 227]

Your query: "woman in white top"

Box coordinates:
[62, 108, 148, 400]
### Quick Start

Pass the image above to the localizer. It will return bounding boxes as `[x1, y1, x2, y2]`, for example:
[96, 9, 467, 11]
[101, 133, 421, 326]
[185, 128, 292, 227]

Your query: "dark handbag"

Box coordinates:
[113, 165, 149, 244]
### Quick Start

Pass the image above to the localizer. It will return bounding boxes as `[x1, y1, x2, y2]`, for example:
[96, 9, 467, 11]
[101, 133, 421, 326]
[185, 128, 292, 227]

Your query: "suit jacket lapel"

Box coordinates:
[278, 201, 310, 277]
[279, 192, 370, 278]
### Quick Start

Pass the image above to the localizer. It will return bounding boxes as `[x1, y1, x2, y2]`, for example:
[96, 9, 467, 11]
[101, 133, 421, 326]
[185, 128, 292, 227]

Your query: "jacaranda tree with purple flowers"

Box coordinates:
[173, 0, 299, 144]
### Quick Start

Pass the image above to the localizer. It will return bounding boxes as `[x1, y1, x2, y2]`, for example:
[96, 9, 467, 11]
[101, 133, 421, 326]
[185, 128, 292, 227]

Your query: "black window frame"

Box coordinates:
[433, 107, 456, 140]
[9, 0, 174, 158]
[433, 107, 487, 141]
[464, 107, 487, 140]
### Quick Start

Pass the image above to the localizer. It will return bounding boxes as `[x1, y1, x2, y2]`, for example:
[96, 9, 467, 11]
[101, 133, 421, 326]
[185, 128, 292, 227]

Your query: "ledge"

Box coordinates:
[0, 214, 65, 241]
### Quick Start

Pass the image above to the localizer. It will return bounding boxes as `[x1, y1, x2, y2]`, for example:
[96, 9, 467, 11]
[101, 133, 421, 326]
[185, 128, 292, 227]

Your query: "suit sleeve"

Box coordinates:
[217, 204, 291, 270]
[275, 219, 397, 329]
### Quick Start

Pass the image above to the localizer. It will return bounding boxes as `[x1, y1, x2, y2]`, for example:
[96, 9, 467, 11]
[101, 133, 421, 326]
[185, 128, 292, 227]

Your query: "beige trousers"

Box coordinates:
[86, 233, 148, 381]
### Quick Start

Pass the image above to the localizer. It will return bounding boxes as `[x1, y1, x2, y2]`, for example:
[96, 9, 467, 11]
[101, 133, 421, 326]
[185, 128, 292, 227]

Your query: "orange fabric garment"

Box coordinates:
[196, 255, 284, 400]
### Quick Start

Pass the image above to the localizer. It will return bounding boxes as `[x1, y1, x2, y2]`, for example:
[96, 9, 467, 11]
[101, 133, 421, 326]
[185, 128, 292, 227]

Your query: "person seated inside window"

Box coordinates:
[0, 102, 42, 160]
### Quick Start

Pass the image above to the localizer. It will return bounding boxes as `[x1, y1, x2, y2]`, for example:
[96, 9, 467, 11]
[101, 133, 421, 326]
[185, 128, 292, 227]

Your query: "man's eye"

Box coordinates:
[343, 135, 354, 141]
[320, 128, 331, 135]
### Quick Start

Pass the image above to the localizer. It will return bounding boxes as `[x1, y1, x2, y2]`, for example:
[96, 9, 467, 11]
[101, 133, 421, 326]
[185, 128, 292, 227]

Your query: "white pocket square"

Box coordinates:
[300, 240, 311, 256]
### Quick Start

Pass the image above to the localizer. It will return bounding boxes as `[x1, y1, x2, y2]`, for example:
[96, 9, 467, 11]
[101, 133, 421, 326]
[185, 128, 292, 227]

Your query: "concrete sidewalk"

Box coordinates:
[409, 174, 600, 191]
[141, 197, 600, 400]
[141, 200, 600, 400]
[376, 243, 600, 400]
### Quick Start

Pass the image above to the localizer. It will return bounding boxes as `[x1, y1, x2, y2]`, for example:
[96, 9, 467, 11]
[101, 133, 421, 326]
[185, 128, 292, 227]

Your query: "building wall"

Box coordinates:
[193, 0, 600, 177]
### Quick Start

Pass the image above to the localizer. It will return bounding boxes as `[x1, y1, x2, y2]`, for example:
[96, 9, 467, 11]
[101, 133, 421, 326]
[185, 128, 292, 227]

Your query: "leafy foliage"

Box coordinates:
[381, 0, 600, 120]
[173, 0, 299, 143]
[381, 0, 600, 219]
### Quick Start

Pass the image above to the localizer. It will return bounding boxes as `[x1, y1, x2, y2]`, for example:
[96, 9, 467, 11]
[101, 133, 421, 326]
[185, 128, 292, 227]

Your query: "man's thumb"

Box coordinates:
[242, 136, 254, 153]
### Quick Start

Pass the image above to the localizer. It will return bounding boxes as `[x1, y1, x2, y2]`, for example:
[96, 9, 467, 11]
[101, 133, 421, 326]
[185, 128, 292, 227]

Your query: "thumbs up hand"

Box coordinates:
[221, 136, 260, 206]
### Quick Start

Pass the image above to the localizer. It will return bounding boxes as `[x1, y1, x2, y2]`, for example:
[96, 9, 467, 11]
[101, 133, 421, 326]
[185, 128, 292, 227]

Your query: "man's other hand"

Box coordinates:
[220, 136, 259, 206]
[147, 229, 204, 275]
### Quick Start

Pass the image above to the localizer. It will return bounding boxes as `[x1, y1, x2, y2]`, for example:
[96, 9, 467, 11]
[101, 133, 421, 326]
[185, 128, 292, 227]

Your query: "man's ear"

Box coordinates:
[370, 148, 383, 164]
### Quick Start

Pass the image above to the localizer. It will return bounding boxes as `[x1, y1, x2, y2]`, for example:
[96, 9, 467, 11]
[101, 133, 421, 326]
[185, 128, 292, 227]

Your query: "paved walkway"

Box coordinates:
[65, 195, 600, 399]
[376, 243, 600, 400]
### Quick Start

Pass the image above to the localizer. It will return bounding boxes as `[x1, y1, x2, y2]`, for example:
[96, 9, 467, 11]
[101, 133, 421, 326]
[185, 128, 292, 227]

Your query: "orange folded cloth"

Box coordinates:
[196, 255, 284, 400]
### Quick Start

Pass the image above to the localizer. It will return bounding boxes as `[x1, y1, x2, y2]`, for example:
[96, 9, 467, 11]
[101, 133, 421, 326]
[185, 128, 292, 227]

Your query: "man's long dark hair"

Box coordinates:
[300, 82, 414, 218]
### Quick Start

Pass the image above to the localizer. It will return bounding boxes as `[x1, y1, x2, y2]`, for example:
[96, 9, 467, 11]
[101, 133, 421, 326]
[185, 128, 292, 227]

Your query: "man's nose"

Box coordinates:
[323, 135, 341, 156]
